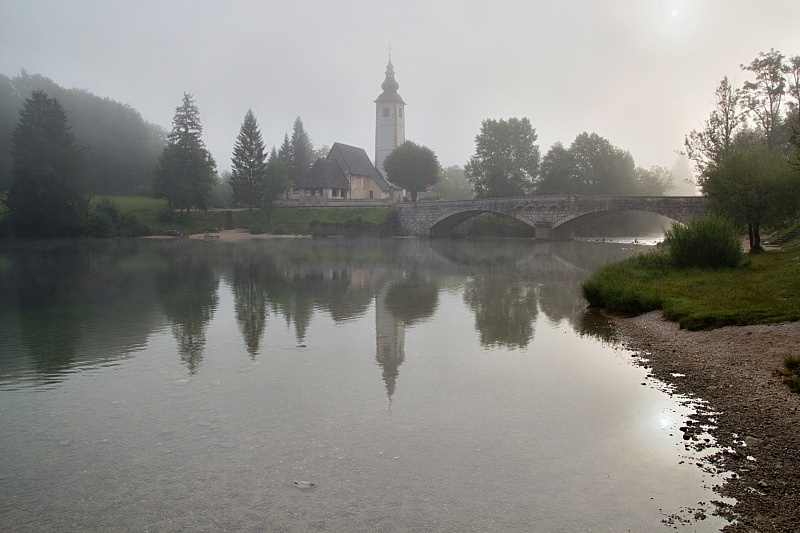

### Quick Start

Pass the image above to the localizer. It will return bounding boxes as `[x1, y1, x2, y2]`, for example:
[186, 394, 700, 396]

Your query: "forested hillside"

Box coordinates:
[0, 71, 165, 193]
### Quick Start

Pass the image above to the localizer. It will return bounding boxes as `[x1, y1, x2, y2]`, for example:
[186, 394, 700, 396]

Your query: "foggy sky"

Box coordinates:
[2, 0, 799, 175]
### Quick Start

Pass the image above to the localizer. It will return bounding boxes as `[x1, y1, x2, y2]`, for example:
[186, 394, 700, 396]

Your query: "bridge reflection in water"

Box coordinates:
[394, 195, 707, 239]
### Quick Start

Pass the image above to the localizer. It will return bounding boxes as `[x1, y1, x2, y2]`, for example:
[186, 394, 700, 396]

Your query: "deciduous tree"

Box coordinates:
[434, 165, 474, 200]
[383, 140, 440, 201]
[701, 140, 798, 251]
[230, 109, 268, 208]
[741, 49, 788, 151]
[683, 76, 744, 172]
[6, 89, 89, 237]
[464, 117, 539, 198]
[537, 133, 643, 195]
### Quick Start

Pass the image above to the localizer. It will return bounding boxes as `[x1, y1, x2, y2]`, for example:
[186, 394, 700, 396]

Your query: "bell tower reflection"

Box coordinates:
[374, 272, 439, 400]
[374, 282, 405, 400]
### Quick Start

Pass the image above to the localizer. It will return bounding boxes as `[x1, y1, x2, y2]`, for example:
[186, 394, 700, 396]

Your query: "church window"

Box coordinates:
[399, 108, 403, 118]
[383, 107, 389, 117]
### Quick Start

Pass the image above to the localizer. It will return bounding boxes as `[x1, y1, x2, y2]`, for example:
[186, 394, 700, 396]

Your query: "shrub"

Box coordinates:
[779, 356, 800, 393]
[664, 215, 742, 269]
[85, 199, 147, 237]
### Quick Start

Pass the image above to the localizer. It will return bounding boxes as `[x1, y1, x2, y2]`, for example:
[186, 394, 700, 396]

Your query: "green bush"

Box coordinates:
[85, 199, 148, 237]
[664, 215, 742, 269]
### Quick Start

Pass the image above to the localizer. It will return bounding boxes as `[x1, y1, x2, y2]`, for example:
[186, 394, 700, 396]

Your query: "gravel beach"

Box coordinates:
[611, 312, 800, 532]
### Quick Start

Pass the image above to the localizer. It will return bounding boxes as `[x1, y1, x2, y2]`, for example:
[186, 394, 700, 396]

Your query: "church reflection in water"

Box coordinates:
[375, 281, 405, 399]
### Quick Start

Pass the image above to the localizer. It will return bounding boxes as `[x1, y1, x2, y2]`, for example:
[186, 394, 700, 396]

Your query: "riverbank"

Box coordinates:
[186, 229, 310, 241]
[611, 311, 800, 531]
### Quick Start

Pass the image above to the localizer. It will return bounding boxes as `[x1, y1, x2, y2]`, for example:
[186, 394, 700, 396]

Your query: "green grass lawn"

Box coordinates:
[582, 240, 800, 330]
[93, 195, 169, 231]
[92, 196, 393, 236]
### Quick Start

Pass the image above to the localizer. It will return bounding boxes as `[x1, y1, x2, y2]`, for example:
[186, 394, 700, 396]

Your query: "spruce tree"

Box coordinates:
[230, 109, 267, 208]
[6, 89, 88, 237]
[153, 93, 216, 211]
[263, 148, 291, 218]
[288, 116, 315, 185]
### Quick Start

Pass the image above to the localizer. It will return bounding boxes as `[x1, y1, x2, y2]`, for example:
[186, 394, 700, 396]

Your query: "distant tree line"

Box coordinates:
[462, 117, 674, 200]
[0, 71, 165, 194]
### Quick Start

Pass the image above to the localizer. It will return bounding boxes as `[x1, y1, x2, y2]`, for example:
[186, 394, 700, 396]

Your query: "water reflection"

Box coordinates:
[231, 251, 271, 359]
[155, 246, 219, 373]
[0, 236, 731, 532]
[0, 237, 639, 390]
[0, 240, 162, 386]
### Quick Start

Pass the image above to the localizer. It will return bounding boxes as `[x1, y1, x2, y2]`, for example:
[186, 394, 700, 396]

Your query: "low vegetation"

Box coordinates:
[90, 197, 393, 237]
[582, 216, 800, 330]
[775, 356, 800, 394]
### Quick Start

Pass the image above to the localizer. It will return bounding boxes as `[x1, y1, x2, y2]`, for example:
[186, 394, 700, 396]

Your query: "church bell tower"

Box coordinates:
[374, 58, 406, 174]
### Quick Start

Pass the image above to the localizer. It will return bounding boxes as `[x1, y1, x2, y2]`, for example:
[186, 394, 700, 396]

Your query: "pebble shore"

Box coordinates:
[612, 312, 800, 532]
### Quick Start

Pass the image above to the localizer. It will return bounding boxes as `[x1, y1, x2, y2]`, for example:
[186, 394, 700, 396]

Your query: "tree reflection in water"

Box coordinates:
[155, 248, 219, 374]
[0, 237, 641, 389]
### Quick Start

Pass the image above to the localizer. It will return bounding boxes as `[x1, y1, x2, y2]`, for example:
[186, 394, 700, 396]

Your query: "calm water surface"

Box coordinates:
[0, 237, 730, 531]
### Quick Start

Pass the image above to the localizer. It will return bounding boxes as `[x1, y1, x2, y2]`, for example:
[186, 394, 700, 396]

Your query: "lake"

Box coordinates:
[0, 237, 730, 531]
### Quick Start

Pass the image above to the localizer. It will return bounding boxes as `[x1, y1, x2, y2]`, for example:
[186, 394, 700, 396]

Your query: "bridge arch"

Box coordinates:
[429, 208, 535, 236]
[394, 196, 707, 239]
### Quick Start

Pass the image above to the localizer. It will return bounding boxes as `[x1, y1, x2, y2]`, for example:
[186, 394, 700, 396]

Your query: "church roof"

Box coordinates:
[295, 158, 349, 190]
[328, 143, 397, 192]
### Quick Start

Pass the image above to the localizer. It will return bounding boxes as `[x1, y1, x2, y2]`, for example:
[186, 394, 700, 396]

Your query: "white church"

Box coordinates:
[289, 59, 406, 203]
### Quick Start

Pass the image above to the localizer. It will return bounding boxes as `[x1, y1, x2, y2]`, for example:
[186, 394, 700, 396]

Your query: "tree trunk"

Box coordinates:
[753, 222, 761, 250]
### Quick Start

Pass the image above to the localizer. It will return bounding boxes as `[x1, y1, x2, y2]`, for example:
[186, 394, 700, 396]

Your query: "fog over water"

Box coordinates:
[1, 1, 799, 172]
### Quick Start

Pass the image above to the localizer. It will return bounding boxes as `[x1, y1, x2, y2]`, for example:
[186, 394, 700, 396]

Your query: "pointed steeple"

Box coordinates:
[375, 57, 406, 172]
[380, 58, 400, 95]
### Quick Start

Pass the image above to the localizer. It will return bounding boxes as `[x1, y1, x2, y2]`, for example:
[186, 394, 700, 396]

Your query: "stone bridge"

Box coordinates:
[394, 195, 707, 239]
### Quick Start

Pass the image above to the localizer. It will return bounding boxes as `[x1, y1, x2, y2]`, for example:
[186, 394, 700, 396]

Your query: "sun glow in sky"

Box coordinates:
[1, 0, 799, 174]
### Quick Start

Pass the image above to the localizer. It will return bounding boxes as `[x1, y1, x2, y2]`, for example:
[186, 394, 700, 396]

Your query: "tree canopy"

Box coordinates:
[683, 76, 744, 172]
[383, 140, 440, 201]
[686, 48, 800, 250]
[701, 140, 798, 251]
[686, 49, 800, 173]
[433, 165, 474, 200]
[537, 132, 671, 195]
[464, 117, 540, 198]
[230, 109, 268, 208]
[153, 93, 217, 211]
[6, 90, 89, 237]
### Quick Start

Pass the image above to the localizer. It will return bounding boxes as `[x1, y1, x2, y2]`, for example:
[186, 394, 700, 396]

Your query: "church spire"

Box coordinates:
[381, 58, 400, 94]
[375, 57, 406, 173]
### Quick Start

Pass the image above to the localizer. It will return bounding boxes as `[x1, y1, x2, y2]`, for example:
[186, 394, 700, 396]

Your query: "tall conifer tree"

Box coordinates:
[230, 109, 267, 208]
[6, 89, 88, 237]
[153, 93, 216, 211]
[288, 116, 315, 185]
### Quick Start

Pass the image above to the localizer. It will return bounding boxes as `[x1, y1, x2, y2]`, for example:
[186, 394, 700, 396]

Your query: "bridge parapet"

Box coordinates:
[394, 195, 707, 238]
